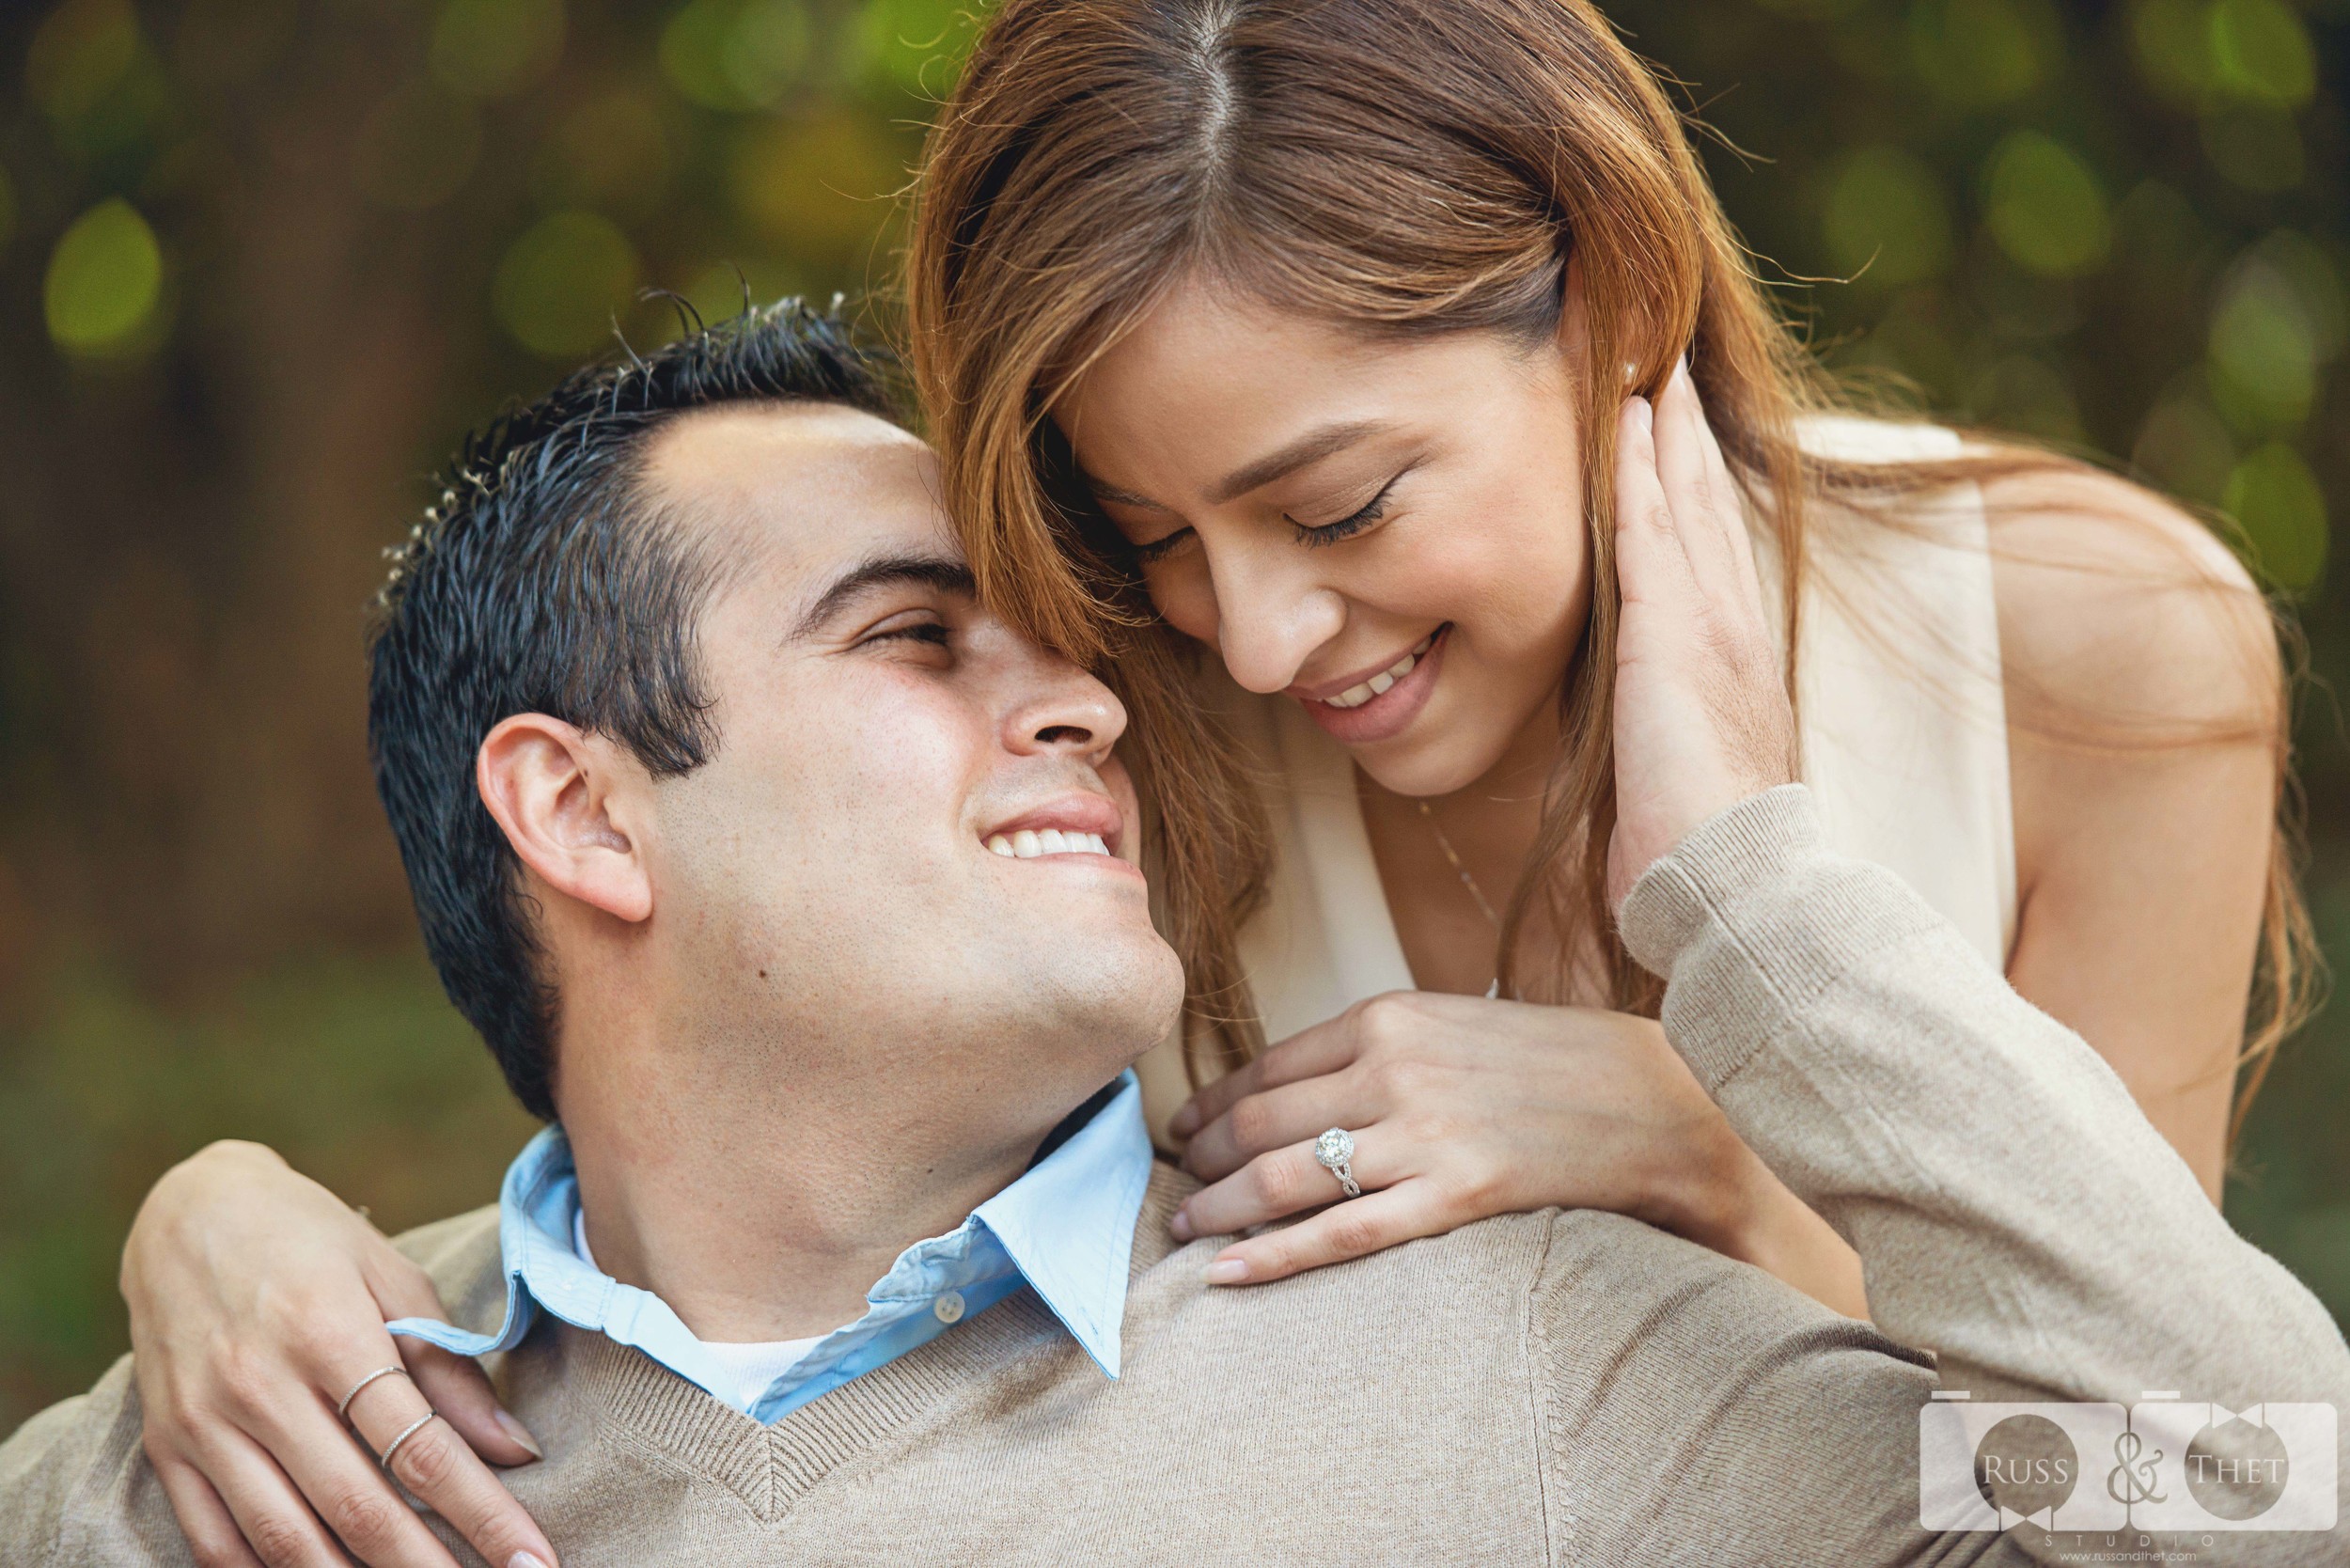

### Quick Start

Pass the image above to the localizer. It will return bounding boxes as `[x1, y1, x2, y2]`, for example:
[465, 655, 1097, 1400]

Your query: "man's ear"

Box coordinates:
[477, 714, 655, 924]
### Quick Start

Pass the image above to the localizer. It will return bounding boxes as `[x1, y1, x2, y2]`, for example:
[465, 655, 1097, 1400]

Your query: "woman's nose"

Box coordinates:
[1205, 541, 1348, 696]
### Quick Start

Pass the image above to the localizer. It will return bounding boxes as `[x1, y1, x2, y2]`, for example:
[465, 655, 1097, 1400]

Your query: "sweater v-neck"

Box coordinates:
[545, 1164, 1194, 1521]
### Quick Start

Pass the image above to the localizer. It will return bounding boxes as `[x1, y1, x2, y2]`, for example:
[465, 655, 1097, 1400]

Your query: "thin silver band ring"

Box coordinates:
[377, 1413, 438, 1471]
[337, 1364, 410, 1421]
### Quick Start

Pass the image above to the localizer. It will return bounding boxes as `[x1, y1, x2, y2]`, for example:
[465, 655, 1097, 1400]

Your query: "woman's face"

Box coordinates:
[1056, 276, 1591, 798]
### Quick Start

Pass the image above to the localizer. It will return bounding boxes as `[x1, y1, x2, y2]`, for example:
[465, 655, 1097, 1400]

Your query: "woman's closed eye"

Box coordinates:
[1289, 475, 1401, 548]
[1131, 525, 1198, 568]
[1126, 473, 1405, 567]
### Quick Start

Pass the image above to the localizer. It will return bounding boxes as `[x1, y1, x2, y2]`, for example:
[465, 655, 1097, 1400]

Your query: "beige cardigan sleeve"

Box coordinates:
[1584, 783, 2348, 1563]
[0, 1355, 196, 1566]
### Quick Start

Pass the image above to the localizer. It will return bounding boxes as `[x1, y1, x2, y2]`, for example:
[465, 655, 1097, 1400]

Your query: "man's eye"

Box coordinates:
[862, 615, 952, 648]
[883, 623, 949, 645]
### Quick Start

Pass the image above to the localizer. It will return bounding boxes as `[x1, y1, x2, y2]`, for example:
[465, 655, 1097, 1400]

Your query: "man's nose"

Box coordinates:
[1001, 652, 1128, 761]
[1205, 536, 1348, 696]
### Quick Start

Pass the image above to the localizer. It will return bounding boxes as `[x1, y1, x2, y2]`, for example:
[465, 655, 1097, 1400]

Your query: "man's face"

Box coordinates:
[628, 403, 1184, 1137]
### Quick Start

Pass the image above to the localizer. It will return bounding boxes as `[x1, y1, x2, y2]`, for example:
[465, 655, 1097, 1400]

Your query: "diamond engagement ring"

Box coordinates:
[1314, 1127, 1363, 1199]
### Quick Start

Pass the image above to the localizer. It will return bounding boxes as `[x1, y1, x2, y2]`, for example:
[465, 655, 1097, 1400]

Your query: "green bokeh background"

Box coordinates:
[0, 0, 2344, 1431]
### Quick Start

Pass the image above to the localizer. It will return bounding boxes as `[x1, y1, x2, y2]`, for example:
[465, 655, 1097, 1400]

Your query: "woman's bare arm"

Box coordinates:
[1990, 467, 2283, 1199]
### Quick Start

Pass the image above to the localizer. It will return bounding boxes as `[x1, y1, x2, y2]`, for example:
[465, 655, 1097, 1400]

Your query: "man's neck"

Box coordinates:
[556, 1033, 1079, 1343]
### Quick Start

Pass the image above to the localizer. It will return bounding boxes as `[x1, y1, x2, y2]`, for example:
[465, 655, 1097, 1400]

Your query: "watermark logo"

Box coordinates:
[1919, 1393, 2337, 1533]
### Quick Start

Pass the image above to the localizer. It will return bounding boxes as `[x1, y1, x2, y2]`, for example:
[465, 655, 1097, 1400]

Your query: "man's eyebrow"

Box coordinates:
[1207, 419, 1395, 506]
[790, 552, 977, 640]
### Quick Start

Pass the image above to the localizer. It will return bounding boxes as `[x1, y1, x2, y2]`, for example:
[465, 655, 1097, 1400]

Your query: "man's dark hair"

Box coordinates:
[369, 300, 903, 1119]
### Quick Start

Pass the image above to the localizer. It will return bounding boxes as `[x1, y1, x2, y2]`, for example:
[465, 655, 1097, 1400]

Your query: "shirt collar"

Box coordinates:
[968, 1070, 1152, 1375]
[388, 1071, 1152, 1408]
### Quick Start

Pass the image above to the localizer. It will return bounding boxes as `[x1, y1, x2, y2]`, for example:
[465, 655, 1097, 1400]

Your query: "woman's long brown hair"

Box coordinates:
[903, 0, 2318, 1127]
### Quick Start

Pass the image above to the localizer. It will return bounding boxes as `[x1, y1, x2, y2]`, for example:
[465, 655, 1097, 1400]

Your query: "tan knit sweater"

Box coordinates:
[8, 788, 2345, 1564]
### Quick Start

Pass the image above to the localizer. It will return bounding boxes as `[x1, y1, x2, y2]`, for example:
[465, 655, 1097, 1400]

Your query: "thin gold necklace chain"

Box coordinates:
[1417, 797, 1504, 933]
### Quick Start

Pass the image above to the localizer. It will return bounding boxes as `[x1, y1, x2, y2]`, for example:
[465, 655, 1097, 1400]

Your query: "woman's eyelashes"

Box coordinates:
[1132, 526, 1197, 567]
[1289, 476, 1400, 548]
[1127, 474, 1405, 567]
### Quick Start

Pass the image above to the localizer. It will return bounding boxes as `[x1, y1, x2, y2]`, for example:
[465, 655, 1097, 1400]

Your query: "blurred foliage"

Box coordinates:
[0, 950, 531, 1416]
[43, 196, 161, 353]
[0, 0, 2343, 1436]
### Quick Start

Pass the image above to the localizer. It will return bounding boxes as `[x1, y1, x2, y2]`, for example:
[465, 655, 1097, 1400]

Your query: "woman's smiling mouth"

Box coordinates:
[1318, 630, 1437, 709]
[1292, 625, 1450, 745]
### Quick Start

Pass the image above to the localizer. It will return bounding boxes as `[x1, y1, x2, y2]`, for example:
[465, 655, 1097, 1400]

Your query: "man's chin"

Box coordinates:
[999, 928, 1186, 1068]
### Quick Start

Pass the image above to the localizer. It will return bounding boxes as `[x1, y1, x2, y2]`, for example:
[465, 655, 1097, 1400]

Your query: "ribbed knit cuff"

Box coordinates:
[1621, 783, 1952, 1094]
[1617, 785, 1826, 978]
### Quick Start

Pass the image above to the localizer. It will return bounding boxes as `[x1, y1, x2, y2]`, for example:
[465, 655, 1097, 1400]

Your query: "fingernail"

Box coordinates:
[1167, 1105, 1201, 1139]
[1631, 397, 1653, 433]
[509, 1553, 553, 1568]
[1204, 1258, 1250, 1285]
[1169, 1209, 1196, 1242]
[494, 1408, 543, 1462]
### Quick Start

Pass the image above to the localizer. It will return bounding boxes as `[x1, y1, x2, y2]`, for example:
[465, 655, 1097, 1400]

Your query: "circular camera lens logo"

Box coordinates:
[2186, 1416, 2290, 1521]
[1974, 1414, 2080, 1521]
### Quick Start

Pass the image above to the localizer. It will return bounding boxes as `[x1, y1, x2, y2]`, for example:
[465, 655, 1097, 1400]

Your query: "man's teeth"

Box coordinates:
[1321, 633, 1437, 710]
[986, 830, 1110, 858]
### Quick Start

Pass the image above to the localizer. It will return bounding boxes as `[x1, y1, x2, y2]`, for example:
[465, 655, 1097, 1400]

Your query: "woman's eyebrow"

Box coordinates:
[1208, 418, 1393, 505]
[1079, 470, 1166, 510]
[790, 551, 977, 640]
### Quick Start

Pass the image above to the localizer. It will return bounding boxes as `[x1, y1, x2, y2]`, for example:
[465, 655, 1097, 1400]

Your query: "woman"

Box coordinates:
[118, 2, 2308, 1565]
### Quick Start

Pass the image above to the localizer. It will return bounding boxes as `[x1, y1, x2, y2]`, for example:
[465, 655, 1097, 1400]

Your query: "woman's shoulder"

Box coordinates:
[1979, 460, 2279, 741]
[1794, 410, 1965, 464]
[1790, 416, 2278, 737]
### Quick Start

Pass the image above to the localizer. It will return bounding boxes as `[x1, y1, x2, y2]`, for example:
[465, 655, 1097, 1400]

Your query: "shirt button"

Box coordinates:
[932, 1291, 966, 1325]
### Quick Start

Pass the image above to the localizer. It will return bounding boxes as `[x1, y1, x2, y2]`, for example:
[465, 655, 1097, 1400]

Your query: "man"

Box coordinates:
[6, 305, 2345, 1566]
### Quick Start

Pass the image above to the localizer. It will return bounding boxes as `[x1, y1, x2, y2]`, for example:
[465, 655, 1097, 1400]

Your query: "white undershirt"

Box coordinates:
[572, 1207, 827, 1415]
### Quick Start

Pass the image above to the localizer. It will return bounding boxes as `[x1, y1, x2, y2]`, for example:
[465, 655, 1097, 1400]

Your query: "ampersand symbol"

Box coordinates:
[2107, 1430, 2168, 1506]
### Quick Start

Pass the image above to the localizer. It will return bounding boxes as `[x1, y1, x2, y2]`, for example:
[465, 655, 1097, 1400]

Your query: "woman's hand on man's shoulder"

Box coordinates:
[122, 1139, 560, 1568]
[1161, 989, 1866, 1316]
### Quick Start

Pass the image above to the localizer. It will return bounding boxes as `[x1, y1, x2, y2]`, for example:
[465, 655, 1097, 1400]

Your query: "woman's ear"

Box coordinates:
[1559, 252, 1669, 400]
[1559, 250, 1591, 371]
[476, 714, 655, 924]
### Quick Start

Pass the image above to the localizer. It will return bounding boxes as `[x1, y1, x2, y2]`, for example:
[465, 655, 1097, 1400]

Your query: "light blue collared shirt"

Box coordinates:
[388, 1073, 1152, 1424]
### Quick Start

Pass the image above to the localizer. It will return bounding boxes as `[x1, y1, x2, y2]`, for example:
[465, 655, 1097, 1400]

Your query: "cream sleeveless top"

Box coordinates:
[1134, 416, 2017, 1141]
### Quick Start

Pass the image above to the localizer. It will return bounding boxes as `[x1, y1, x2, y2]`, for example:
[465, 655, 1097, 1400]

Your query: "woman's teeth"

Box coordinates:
[1320, 633, 1437, 710]
[986, 829, 1110, 858]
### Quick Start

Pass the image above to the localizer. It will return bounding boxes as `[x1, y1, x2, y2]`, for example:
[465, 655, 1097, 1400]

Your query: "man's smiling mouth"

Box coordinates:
[980, 792, 1126, 861]
[987, 829, 1112, 859]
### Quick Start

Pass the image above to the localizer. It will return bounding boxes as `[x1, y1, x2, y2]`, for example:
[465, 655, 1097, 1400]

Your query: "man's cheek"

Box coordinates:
[1102, 752, 1145, 868]
[838, 714, 968, 811]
